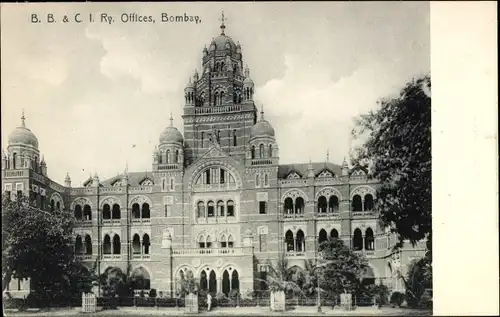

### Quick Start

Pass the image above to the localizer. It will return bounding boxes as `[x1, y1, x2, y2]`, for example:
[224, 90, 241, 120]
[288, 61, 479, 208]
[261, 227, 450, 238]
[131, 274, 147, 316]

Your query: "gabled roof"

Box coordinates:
[101, 172, 155, 187]
[278, 162, 342, 179]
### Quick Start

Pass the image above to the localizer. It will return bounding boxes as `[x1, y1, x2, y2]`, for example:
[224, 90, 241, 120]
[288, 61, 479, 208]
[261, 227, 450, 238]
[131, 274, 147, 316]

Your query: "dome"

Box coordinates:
[8, 114, 39, 148]
[251, 110, 275, 139]
[211, 34, 237, 52]
[244, 76, 254, 86]
[159, 116, 184, 144]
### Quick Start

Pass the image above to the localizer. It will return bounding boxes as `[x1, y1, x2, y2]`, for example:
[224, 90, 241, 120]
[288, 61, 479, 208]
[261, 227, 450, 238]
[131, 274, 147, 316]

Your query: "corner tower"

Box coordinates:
[182, 12, 258, 166]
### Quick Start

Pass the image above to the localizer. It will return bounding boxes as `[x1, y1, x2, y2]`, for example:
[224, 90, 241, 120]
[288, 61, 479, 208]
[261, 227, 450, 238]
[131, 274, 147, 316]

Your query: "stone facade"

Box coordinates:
[1, 19, 426, 298]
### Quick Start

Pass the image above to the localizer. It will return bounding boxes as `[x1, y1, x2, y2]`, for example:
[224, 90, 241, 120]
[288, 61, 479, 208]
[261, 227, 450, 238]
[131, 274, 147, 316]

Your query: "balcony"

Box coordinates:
[172, 247, 247, 257]
[351, 211, 376, 219]
[102, 219, 121, 226]
[157, 164, 181, 171]
[76, 254, 95, 261]
[316, 212, 340, 220]
[131, 218, 151, 225]
[3, 170, 27, 178]
[283, 213, 305, 220]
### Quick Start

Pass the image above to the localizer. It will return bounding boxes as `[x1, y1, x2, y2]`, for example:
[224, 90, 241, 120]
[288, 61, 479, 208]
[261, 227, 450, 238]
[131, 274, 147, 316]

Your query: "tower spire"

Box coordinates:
[169, 113, 174, 127]
[219, 10, 226, 35]
[326, 149, 330, 162]
[21, 109, 26, 127]
[260, 105, 265, 121]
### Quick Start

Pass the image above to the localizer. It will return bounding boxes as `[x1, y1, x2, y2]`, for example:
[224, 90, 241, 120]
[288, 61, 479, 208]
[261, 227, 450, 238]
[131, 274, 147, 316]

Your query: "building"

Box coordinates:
[2, 17, 426, 298]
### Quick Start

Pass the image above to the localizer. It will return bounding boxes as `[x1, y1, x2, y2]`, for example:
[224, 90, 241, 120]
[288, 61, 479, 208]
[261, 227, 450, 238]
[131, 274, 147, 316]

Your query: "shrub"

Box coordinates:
[390, 292, 405, 307]
[158, 291, 163, 298]
[139, 289, 145, 298]
[149, 288, 157, 298]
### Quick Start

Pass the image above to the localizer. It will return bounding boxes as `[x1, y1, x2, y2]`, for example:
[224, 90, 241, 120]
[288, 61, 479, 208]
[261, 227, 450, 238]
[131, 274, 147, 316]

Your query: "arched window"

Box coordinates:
[143, 234, 150, 254]
[284, 197, 293, 214]
[56, 201, 61, 211]
[166, 150, 170, 164]
[233, 130, 237, 146]
[259, 144, 264, 158]
[132, 234, 141, 254]
[227, 235, 234, 248]
[330, 229, 339, 240]
[159, 153, 163, 164]
[364, 194, 374, 211]
[227, 200, 235, 217]
[131, 267, 151, 290]
[132, 203, 140, 219]
[74, 205, 82, 220]
[231, 270, 239, 291]
[329, 196, 339, 212]
[141, 203, 150, 219]
[364, 228, 374, 250]
[352, 195, 362, 212]
[255, 174, 260, 187]
[264, 174, 269, 186]
[214, 92, 219, 106]
[197, 201, 205, 218]
[353, 228, 363, 251]
[12, 153, 17, 169]
[251, 146, 255, 159]
[199, 235, 205, 248]
[75, 235, 83, 254]
[220, 234, 227, 248]
[207, 201, 215, 217]
[318, 229, 327, 245]
[103, 235, 111, 254]
[206, 235, 212, 248]
[85, 235, 92, 255]
[175, 150, 179, 163]
[217, 201, 225, 217]
[84, 204, 92, 220]
[112, 204, 120, 219]
[318, 196, 327, 213]
[285, 230, 294, 252]
[295, 197, 305, 214]
[296, 230, 305, 252]
[50, 200, 55, 212]
[112, 235, 121, 254]
[102, 204, 111, 220]
[268, 144, 273, 158]
[220, 92, 225, 105]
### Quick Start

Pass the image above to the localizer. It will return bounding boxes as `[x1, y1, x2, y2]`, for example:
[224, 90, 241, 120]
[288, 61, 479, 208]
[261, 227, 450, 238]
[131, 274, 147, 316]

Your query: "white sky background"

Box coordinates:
[1, 2, 430, 185]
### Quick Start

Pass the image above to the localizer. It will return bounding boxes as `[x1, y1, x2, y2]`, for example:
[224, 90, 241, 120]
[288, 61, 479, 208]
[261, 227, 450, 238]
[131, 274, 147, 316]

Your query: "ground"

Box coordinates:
[4, 307, 432, 316]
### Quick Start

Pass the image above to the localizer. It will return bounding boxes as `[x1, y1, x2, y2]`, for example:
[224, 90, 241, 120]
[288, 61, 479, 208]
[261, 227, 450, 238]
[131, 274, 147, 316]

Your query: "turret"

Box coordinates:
[307, 159, 315, 178]
[92, 172, 100, 187]
[40, 155, 47, 176]
[64, 172, 71, 187]
[243, 66, 254, 101]
[184, 77, 195, 107]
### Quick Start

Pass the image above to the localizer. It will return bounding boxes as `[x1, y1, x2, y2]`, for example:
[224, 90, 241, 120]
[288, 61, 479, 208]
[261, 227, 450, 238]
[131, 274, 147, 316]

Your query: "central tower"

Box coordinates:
[182, 12, 258, 166]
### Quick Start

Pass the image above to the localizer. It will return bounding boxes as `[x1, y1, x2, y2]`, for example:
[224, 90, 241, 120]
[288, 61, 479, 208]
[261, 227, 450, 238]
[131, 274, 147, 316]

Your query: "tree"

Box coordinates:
[401, 257, 432, 308]
[2, 192, 75, 295]
[261, 256, 303, 296]
[318, 238, 368, 297]
[351, 75, 431, 248]
[177, 270, 199, 296]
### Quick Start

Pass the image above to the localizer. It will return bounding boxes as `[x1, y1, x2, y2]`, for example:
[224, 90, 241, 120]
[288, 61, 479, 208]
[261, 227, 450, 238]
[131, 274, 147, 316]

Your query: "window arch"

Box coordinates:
[74, 205, 82, 220]
[197, 201, 205, 218]
[141, 203, 150, 219]
[319, 229, 327, 245]
[166, 150, 170, 164]
[330, 229, 339, 239]
[84, 205, 92, 220]
[217, 200, 225, 217]
[268, 144, 273, 158]
[285, 230, 294, 252]
[75, 235, 83, 254]
[132, 203, 140, 219]
[352, 195, 362, 212]
[227, 235, 234, 248]
[284, 197, 293, 214]
[318, 196, 327, 213]
[103, 235, 111, 254]
[364, 228, 374, 250]
[198, 235, 205, 248]
[296, 230, 305, 252]
[206, 235, 212, 248]
[85, 235, 92, 255]
[251, 146, 255, 159]
[131, 267, 151, 290]
[112, 235, 121, 254]
[102, 204, 111, 220]
[295, 197, 305, 214]
[220, 234, 227, 248]
[329, 196, 339, 212]
[364, 194, 374, 211]
[259, 144, 264, 158]
[12, 153, 17, 169]
[207, 201, 215, 217]
[132, 234, 141, 254]
[264, 174, 269, 186]
[56, 201, 61, 211]
[353, 228, 363, 251]
[112, 204, 120, 219]
[143, 234, 150, 254]
[227, 200, 235, 217]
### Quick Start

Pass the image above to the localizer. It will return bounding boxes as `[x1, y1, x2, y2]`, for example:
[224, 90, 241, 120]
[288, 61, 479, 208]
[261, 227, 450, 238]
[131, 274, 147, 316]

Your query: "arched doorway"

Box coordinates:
[318, 229, 327, 245]
[200, 271, 208, 291]
[209, 270, 216, 294]
[222, 270, 230, 296]
[231, 270, 239, 292]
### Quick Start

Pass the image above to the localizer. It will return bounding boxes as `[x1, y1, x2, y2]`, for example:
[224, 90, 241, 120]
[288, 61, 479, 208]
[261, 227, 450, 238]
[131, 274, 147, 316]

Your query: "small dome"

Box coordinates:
[185, 78, 194, 90]
[211, 34, 237, 52]
[244, 76, 254, 86]
[159, 115, 184, 144]
[251, 110, 275, 139]
[8, 113, 39, 148]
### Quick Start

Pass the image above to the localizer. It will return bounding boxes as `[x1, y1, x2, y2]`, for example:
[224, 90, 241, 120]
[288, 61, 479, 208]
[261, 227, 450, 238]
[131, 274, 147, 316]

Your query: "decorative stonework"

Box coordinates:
[49, 192, 65, 209]
[257, 192, 268, 202]
[317, 169, 334, 178]
[350, 185, 376, 199]
[281, 188, 308, 202]
[129, 195, 152, 208]
[287, 171, 301, 179]
[140, 178, 154, 186]
[71, 197, 92, 210]
[315, 187, 343, 201]
[100, 196, 122, 209]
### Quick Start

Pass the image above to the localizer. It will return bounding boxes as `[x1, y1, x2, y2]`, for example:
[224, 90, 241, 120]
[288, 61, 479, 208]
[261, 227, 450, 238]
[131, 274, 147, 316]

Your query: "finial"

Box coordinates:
[169, 113, 174, 127]
[260, 105, 265, 121]
[326, 150, 330, 162]
[244, 65, 250, 77]
[342, 156, 348, 166]
[21, 109, 26, 127]
[65, 172, 71, 180]
[219, 10, 226, 35]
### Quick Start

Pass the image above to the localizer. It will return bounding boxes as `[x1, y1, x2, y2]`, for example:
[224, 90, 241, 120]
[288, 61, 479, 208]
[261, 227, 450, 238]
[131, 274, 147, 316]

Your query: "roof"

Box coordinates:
[101, 172, 155, 187]
[278, 162, 342, 179]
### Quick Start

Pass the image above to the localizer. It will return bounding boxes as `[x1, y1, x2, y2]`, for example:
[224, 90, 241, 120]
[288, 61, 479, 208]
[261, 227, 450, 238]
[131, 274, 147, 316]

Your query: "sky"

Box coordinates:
[1, 2, 430, 186]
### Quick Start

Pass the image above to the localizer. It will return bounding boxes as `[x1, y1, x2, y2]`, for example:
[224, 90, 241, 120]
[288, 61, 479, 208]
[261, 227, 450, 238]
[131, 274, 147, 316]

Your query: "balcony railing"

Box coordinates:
[102, 254, 122, 260]
[285, 251, 306, 257]
[102, 219, 121, 226]
[316, 212, 340, 218]
[283, 213, 305, 220]
[192, 183, 238, 192]
[76, 254, 94, 261]
[193, 104, 242, 115]
[172, 247, 247, 257]
[131, 218, 151, 225]
[251, 159, 272, 166]
[132, 254, 151, 260]
[157, 164, 181, 170]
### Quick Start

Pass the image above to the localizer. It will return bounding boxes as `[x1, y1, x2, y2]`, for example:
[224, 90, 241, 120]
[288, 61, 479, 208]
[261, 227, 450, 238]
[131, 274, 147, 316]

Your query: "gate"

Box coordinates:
[81, 292, 96, 313]
[184, 293, 199, 314]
